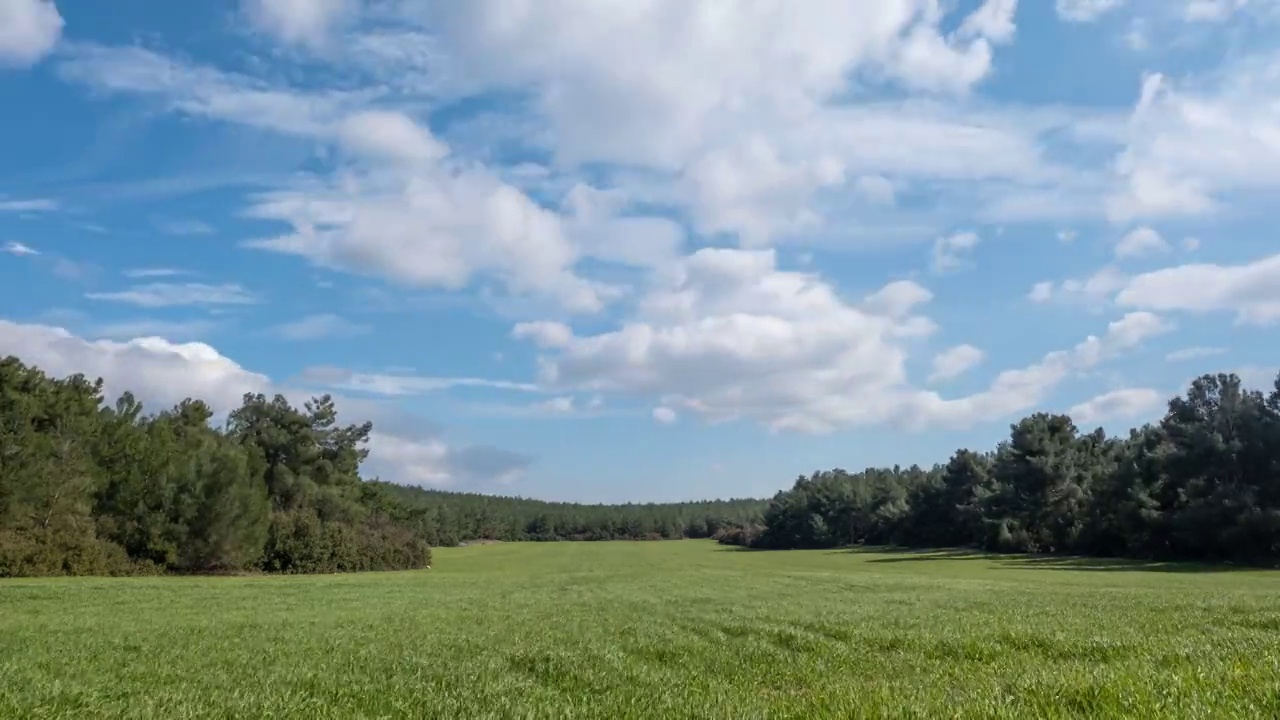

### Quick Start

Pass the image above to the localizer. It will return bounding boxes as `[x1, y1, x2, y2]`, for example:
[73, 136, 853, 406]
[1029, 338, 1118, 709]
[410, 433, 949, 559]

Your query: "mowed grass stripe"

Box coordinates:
[3, 541, 1280, 718]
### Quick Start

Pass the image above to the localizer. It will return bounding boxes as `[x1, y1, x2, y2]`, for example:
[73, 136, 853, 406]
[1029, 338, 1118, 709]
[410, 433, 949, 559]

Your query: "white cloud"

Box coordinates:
[1114, 226, 1169, 258]
[0, 197, 57, 212]
[299, 366, 541, 397]
[515, 246, 1164, 433]
[931, 231, 980, 273]
[1108, 57, 1280, 222]
[86, 283, 260, 308]
[2, 241, 38, 256]
[958, 0, 1021, 45]
[1069, 387, 1164, 426]
[1166, 346, 1226, 362]
[853, 175, 897, 206]
[270, 313, 370, 341]
[58, 44, 365, 137]
[336, 110, 449, 165]
[242, 0, 356, 48]
[928, 344, 985, 383]
[123, 267, 187, 279]
[1183, 0, 1250, 22]
[537, 396, 576, 415]
[0, 0, 63, 67]
[364, 433, 529, 488]
[1055, 0, 1126, 22]
[652, 407, 678, 425]
[863, 280, 933, 319]
[1116, 253, 1280, 324]
[60, 46, 612, 313]
[0, 319, 268, 412]
[430, 0, 1017, 169]
[244, 126, 611, 313]
[1041, 265, 1130, 307]
[512, 321, 574, 349]
[902, 311, 1173, 429]
[155, 219, 215, 236]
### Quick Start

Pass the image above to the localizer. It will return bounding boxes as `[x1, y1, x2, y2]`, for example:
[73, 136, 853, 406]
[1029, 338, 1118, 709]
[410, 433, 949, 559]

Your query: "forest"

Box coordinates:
[3, 352, 1280, 576]
[724, 371, 1280, 564]
[0, 356, 763, 576]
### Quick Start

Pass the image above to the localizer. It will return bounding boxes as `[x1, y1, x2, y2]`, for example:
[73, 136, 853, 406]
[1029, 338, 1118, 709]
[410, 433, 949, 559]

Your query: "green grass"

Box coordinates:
[4, 542, 1280, 719]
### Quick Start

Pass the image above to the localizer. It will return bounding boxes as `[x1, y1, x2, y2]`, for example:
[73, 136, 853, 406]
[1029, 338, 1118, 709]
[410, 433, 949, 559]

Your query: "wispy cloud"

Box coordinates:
[2, 241, 39, 256]
[123, 267, 189, 279]
[269, 313, 371, 341]
[86, 282, 260, 307]
[89, 318, 219, 341]
[0, 198, 57, 212]
[299, 365, 541, 396]
[153, 219, 215, 236]
[1166, 346, 1227, 362]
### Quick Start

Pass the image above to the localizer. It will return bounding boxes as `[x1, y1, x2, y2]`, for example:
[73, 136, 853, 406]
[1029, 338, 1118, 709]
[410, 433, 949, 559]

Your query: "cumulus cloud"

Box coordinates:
[1115, 253, 1280, 324]
[0, 0, 64, 67]
[514, 247, 1166, 433]
[0, 319, 269, 412]
[429, 0, 1017, 166]
[242, 0, 356, 48]
[1055, 0, 1126, 22]
[1183, 0, 1250, 22]
[1108, 57, 1280, 222]
[1038, 265, 1130, 307]
[931, 231, 980, 273]
[928, 344, 985, 383]
[1028, 281, 1054, 303]
[512, 321, 574, 349]
[652, 407, 678, 425]
[1114, 226, 1169, 258]
[1069, 387, 1165, 427]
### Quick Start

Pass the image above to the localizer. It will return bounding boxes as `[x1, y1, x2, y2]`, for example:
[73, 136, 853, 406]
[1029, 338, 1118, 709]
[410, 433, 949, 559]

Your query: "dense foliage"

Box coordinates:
[727, 371, 1280, 564]
[373, 484, 766, 545]
[0, 357, 430, 576]
[0, 356, 764, 576]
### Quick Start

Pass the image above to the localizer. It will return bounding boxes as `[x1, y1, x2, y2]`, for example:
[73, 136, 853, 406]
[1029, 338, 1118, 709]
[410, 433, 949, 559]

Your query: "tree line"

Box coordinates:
[719, 371, 1280, 564]
[372, 483, 765, 546]
[7, 354, 1279, 576]
[0, 356, 764, 576]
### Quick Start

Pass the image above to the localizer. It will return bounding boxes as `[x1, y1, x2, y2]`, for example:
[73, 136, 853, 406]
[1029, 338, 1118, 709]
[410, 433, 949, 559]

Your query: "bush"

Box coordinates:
[0, 528, 149, 578]
[714, 524, 765, 548]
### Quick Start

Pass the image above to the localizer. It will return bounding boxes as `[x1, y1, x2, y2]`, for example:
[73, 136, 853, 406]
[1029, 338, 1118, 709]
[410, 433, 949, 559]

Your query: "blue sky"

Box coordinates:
[1, 0, 1278, 502]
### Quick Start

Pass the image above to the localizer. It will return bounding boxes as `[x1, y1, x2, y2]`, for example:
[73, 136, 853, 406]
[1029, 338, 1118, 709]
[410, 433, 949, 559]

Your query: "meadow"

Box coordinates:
[3, 541, 1279, 719]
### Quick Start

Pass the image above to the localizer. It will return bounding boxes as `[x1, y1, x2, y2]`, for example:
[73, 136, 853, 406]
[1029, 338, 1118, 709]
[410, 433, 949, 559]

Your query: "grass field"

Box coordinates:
[3, 541, 1280, 719]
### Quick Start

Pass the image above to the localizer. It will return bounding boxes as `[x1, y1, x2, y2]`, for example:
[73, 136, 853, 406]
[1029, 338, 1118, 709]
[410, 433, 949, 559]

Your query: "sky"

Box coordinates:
[1, 0, 1278, 503]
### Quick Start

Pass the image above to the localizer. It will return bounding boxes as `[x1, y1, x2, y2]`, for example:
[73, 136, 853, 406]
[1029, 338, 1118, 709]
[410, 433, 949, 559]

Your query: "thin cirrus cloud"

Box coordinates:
[269, 313, 370, 341]
[85, 282, 260, 308]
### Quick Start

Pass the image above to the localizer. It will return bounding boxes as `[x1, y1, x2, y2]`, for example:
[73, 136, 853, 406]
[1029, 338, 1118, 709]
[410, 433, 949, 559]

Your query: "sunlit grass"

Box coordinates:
[3, 541, 1280, 718]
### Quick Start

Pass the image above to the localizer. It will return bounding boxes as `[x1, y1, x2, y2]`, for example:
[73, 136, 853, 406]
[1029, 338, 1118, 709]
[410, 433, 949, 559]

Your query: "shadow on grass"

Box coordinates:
[851, 545, 1254, 573]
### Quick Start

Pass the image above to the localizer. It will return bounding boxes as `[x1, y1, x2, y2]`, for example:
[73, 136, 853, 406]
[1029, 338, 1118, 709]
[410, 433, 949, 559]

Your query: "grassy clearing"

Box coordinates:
[3, 541, 1280, 718]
